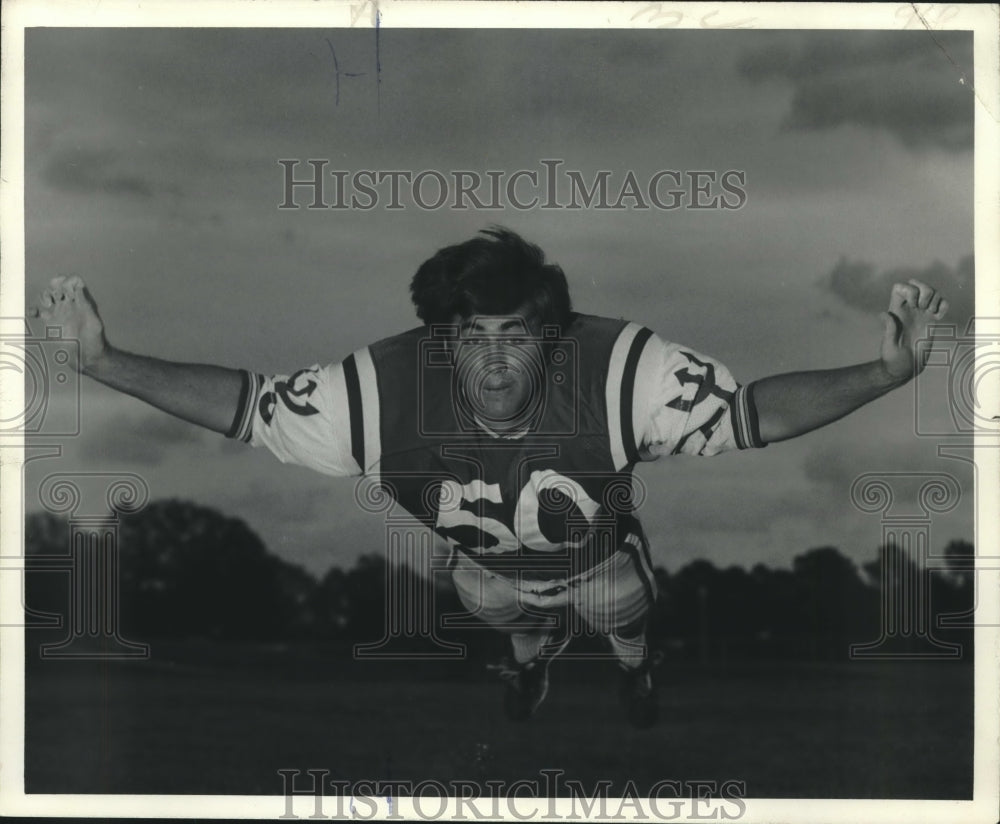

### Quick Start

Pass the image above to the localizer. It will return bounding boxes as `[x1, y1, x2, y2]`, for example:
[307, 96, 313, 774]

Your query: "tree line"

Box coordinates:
[23, 499, 975, 662]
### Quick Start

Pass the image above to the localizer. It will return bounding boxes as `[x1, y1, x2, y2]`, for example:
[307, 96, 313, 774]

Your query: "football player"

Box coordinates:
[31, 228, 948, 728]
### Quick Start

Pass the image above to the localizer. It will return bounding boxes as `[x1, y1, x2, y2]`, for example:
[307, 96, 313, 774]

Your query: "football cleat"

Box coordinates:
[618, 658, 658, 729]
[491, 658, 550, 721]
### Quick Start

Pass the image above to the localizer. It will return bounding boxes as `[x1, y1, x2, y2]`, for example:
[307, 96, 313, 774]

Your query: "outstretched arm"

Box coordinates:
[753, 279, 948, 444]
[30, 275, 244, 435]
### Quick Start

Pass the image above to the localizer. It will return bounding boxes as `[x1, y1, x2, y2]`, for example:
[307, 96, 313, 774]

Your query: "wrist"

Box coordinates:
[874, 358, 911, 390]
[81, 340, 114, 378]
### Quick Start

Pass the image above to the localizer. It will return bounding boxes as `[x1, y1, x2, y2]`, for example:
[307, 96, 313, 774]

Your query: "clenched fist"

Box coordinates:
[879, 278, 949, 382]
[30, 275, 108, 372]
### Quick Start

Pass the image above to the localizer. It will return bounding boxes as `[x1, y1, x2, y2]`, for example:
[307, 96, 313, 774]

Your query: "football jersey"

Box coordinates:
[226, 314, 765, 576]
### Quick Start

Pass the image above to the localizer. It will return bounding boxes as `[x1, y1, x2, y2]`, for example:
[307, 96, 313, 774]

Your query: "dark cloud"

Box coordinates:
[80, 411, 205, 464]
[42, 147, 154, 198]
[650, 462, 828, 535]
[802, 441, 973, 515]
[220, 481, 333, 526]
[739, 32, 949, 80]
[738, 31, 973, 151]
[821, 255, 974, 326]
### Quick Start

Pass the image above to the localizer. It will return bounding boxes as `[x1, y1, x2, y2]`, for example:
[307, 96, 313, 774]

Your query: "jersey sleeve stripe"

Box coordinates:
[342, 348, 382, 474]
[605, 322, 645, 471]
[342, 354, 365, 471]
[354, 346, 382, 475]
[731, 382, 767, 449]
[225, 370, 260, 443]
[242, 373, 263, 443]
[224, 370, 251, 439]
[620, 326, 654, 466]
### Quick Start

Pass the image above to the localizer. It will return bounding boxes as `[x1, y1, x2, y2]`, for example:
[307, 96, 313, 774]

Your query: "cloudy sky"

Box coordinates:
[22, 23, 977, 578]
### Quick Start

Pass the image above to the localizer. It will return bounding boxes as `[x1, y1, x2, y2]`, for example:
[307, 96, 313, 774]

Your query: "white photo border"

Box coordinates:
[1, 2, 997, 822]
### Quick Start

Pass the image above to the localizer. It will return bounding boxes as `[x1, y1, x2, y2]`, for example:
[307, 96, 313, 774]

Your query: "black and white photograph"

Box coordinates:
[1, 2, 998, 821]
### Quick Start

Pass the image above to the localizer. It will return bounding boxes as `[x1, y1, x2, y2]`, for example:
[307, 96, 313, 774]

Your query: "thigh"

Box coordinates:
[452, 558, 569, 631]
[572, 544, 657, 632]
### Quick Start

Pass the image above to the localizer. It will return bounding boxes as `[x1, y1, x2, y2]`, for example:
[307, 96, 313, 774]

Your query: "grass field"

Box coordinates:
[24, 640, 973, 800]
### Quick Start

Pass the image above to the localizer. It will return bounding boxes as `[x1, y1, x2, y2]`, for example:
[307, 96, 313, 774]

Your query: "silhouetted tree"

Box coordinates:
[24, 502, 973, 662]
[341, 554, 389, 641]
[860, 540, 919, 589]
[750, 563, 799, 657]
[791, 546, 872, 660]
[943, 539, 975, 588]
[23, 512, 70, 621]
[310, 566, 353, 639]
[936, 539, 975, 655]
[115, 499, 316, 639]
[858, 539, 972, 657]
[659, 560, 720, 660]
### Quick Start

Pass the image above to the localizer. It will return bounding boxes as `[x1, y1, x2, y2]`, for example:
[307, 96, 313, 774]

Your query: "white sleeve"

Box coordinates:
[225, 363, 361, 477]
[633, 333, 766, 459]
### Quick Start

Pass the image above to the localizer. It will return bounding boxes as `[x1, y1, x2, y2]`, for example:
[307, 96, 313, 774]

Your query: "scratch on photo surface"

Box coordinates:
[325, 37, 366, 108]
[375, 5, 382, 115]
[909, 3, 995, 121]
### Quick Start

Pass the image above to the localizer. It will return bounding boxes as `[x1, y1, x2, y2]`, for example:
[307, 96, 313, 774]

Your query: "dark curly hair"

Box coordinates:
[409, 227, 572, 329]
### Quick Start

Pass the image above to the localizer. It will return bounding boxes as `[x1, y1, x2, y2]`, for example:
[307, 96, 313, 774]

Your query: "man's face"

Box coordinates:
[449, 311, 545, 431]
